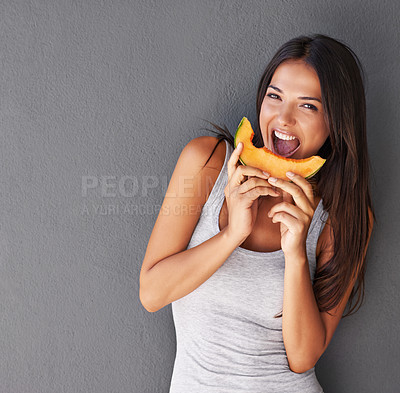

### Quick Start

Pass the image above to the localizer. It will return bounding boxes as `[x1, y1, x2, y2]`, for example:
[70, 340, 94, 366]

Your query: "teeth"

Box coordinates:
[274, 130, 297, 141]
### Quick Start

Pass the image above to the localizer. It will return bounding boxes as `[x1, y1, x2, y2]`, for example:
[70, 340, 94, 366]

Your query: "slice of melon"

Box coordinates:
[234, 117, 326, 180]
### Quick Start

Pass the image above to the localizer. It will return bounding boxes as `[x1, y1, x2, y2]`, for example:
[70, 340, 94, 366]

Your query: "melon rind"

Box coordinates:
[233, 116, 326, 180]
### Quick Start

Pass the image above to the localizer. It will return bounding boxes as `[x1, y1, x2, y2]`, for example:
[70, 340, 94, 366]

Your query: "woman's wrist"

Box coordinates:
[223, 225, 247, 249]
[284, 249, 308, 267]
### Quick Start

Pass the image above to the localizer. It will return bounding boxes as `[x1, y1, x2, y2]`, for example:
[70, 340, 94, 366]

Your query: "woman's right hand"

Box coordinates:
[224, 142, 280, 244]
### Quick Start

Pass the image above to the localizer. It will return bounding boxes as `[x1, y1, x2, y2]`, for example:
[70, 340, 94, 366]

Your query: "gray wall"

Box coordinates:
[1, 1, 398, 392]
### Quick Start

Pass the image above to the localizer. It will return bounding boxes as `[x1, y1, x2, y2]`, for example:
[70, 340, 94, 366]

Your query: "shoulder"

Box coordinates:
[316, 206, 374, 262]
[367, 206, 374, 231]
[366, 206, 374, 253]
[178, 136, 227, 183]
[176, 136, 228, 202]
[180, 136, 227, 169]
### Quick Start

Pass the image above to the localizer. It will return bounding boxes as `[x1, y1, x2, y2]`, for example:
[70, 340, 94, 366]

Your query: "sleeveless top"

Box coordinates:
[169, 139, 328, 393]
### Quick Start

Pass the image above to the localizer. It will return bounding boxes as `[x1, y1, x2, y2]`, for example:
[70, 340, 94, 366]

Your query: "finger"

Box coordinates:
[227, 142, 243, 181]
[245, 186, 280, 202]
[238, 177, 280, 197]
[270, 211, 302, 233]
[232, 165, 269, 187]
[268, 201, 308, 222]
[267, 176, 313, 214]
[286, 172, 315, 202]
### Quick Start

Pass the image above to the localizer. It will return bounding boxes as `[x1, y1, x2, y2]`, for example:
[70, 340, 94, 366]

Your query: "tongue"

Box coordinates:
[274, 137, 300, 157]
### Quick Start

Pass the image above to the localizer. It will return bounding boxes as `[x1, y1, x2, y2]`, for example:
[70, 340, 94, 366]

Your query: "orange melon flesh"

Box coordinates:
[234, 117, 326, 180]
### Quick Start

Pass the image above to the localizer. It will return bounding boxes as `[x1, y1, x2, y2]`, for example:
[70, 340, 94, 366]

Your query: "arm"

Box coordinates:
[267, 174, 374, 373]
[282, 253, 327, 373]
[141, 226, 240, 312]
[139, 136, 242, 312]
[281, 211, 374, 373]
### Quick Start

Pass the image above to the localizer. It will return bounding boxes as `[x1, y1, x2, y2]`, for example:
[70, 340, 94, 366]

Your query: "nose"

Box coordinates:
[277, 104, 296, 127]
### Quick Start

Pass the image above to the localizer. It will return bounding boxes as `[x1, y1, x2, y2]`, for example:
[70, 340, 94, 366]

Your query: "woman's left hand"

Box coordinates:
[267, 171, 316, 261]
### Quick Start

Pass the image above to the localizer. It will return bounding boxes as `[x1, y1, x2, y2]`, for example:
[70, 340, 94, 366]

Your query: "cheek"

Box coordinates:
[314, 130, 329, 152]
[303, 119, 329, 154]
[319, 123, 330, 143]
[260, 102, 274, 126]
[259, 103, 269, 130]
[312, 116, 329, 138]
[260, 97, 272, 115]
[259, 104, 266, 122]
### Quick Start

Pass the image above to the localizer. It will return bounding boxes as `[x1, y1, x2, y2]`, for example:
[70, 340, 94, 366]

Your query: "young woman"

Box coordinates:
[140, 34, 374, 392]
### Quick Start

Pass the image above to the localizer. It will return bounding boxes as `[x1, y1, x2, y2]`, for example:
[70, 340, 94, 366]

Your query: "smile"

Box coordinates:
[274, 130, 297, 140]
[271, 129, 301, 158]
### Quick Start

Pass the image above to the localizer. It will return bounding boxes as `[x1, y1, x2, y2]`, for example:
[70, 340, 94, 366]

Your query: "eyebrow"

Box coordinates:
[267, 84, 322, 103]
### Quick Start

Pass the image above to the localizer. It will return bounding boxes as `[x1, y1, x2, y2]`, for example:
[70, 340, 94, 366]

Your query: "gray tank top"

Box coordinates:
[169, 139, 328, 393]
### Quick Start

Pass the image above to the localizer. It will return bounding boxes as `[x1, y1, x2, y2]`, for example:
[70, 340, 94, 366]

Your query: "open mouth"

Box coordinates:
[271, 129, 301, 158]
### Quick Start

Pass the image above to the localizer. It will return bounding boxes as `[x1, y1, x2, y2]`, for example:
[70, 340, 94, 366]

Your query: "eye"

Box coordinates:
[266, 93, 280, 99]
[266, 92, 318, 112]
[303, 103, 318, 111]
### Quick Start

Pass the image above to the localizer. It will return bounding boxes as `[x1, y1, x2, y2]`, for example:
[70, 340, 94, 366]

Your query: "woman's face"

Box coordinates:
[259, 59, 330, 159]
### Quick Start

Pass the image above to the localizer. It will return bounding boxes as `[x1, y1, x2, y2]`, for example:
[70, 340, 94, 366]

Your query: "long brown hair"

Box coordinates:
[199, 34, 375, 319]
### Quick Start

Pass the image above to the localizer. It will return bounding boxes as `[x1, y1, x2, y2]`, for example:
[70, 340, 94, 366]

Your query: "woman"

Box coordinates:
[140, 34, 374, 392]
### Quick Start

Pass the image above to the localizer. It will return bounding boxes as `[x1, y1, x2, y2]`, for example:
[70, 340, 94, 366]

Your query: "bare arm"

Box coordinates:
[139, 137, 240, 312]
[141, 226, 240, 312]
[140, 137, 276, 312]
[267, 173, 374, 373]
[282, 218, 373, 373]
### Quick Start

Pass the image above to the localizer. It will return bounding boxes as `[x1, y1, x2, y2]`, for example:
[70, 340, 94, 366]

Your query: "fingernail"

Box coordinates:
[268, 177, 277, 183]
[262, 171, 269, 177]
[286, 171, 294, 177]
[237, 142, 242, 149]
